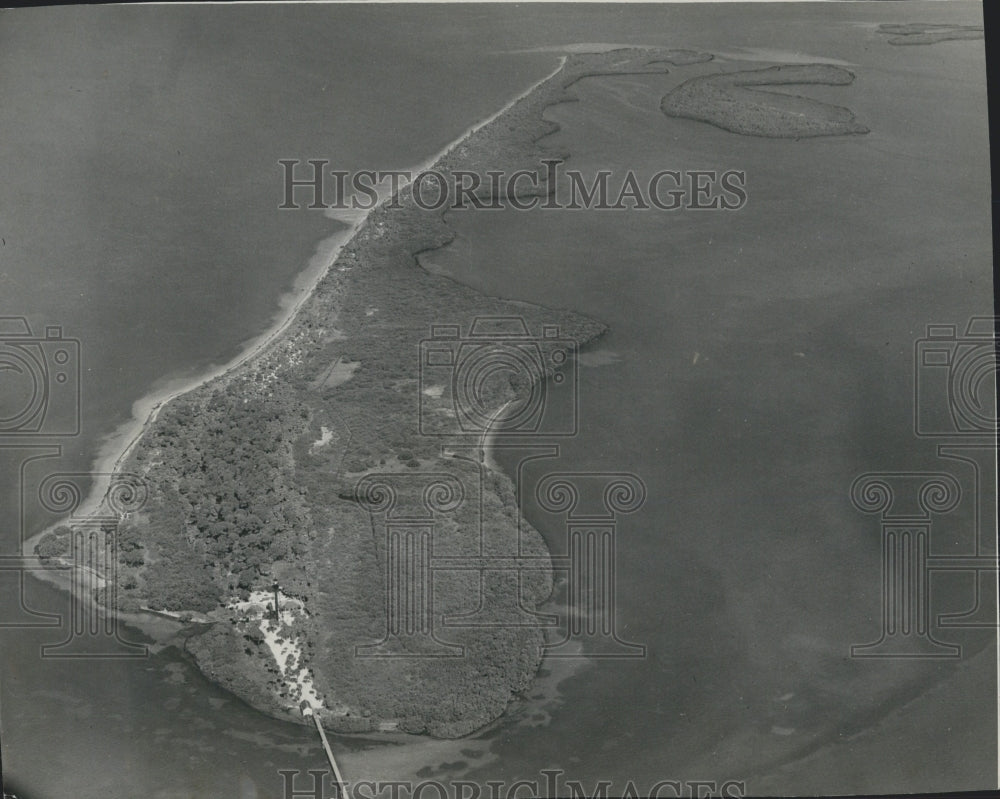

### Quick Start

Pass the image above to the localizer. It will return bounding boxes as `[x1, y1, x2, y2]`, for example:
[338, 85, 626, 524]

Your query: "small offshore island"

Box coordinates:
[877, 22, 984, 46]
[661, 64, 869, 138]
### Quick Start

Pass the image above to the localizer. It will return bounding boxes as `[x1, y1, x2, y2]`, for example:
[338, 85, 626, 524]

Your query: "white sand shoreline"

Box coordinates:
[31, 55, 569, 552]
[23, 226, 353, 558]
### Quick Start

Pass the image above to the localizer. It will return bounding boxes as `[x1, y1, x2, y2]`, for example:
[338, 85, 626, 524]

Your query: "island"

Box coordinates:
[660, 64, 870, 138]
[34, 48, 676, 738]
[877, 22, 984, 46]
[33, 45, 875, 740]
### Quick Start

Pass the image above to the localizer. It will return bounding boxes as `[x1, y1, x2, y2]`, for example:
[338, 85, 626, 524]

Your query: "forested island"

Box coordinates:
[36, 48, 677, 737]
[878, 22, 984, 45]
[661, 64, 869, 138]
[35, 46, 873, 738]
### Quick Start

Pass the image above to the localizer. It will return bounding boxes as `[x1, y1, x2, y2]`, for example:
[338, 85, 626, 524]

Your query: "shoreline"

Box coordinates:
[388, 56, 568, 193]
[33, 55, 570, 551]
[29, 225, 353, 548]
[31, 47, 653, 742]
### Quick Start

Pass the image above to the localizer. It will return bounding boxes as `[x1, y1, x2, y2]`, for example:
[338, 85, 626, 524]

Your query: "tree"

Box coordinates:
[36, 531, 69, 561]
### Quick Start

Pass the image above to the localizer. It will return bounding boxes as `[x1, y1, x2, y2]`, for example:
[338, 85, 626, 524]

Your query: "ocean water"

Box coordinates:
[0, 5, 555, 796]
[421, 5, 995, 794]
[0, 3, 993, 797]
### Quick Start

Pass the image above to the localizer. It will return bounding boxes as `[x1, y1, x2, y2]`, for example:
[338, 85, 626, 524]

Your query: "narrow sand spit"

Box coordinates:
[36, 56, 570, 548]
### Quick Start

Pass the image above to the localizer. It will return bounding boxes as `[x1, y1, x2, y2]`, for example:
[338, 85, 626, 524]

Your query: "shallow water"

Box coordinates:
[420, 14, 994, 792]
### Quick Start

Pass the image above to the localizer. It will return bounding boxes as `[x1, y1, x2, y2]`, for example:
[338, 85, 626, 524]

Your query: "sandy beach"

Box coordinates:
[33, 55, 570, 553]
